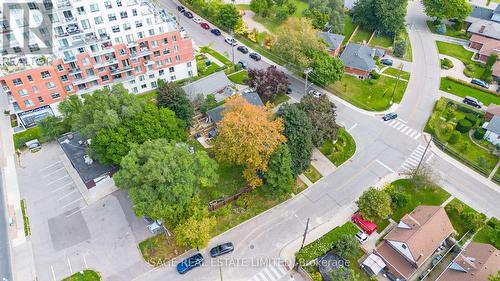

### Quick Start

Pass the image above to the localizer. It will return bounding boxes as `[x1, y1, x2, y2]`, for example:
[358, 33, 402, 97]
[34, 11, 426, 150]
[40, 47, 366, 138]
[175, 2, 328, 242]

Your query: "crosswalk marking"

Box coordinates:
[399, 145, 435, 173]
[382, 119, 422, 140]
[250, 264, 294, 281]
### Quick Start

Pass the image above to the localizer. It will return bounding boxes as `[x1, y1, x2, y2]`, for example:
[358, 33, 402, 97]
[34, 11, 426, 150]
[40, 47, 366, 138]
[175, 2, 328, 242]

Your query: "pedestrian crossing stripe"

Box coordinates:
[400, 145, 435, 172]
[250, 265, 291, 281]
[383, 119, 422, 140]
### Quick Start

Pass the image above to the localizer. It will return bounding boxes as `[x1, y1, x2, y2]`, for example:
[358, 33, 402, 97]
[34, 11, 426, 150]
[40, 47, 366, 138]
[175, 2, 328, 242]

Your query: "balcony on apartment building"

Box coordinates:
[93, 58, 119, 69]
[63, 55, 77, 63]
[55, 0, 72, 10]
[72, 75, 99, 86]
[110, 65, 133, 75]
[130, 47, 152, 58]
[67, 67, 82, 75]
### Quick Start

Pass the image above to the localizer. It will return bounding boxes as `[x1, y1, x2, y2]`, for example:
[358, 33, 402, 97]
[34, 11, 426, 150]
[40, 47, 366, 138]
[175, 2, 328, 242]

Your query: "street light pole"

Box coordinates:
[390, 63, 403, 105]
[231, 30, 235, 65]
[414, 134, 433, 176]
[300, 218, 310, 250]
[304, 67, 313, 95]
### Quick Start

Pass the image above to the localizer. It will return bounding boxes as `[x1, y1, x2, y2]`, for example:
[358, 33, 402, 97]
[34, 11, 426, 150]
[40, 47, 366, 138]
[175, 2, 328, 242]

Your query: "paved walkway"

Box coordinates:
[241, 10, 270, 33]
[310, 149, 336, 177]
[489, 161, 500, 180]
[433, 34, 469, 46]
[439, 55, 469, 81]
[298, 174, 313, 187]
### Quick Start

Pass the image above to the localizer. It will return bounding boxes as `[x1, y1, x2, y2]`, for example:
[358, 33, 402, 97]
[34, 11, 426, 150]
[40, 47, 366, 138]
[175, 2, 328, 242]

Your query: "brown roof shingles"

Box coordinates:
[375, 241, 416, 279]
[470, 34, 500, 57]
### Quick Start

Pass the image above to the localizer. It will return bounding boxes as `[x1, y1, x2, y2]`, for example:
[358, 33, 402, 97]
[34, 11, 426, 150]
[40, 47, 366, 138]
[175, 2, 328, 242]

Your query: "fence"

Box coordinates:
[208, 186, 252, 212]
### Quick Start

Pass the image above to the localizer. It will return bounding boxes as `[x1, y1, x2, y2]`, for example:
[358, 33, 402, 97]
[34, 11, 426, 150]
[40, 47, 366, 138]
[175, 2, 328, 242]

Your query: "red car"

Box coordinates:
[200, 23, 210, 30]
[351, 212, 377, 235]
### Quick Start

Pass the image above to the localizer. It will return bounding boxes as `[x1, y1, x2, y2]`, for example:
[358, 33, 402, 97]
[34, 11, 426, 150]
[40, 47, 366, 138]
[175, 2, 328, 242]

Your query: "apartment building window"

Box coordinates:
[170, 76, 176, 81]
[163, 48, 170, 55]
[108, 14, 117, 21]
[165, 58, 172, 64]
[120, 11, 128, 19]
[175, 55, 180, 61]
[86, 69, 94, 76]
[24, 100, 35, 107]
[32, 86, 39, 93]
[18, 89, 28, 96]
[132, 9, 138, 16]
[156, 61, 163, 66]
[126, 34, 134, 43]
[137, 32, 144, 39]
[90, 3, 99, 12]
[151, 81, 157, 88]
[41, 71, 51, 79]
[147, 65, 153, 71]
[132, 87, 138, 93]
[173, 35, 177, 42]
[104, 1, 112, 9]
[115, 37, 123, 44]
[119, 49, 126, 56]
[51, 92, 61, 99]
[173, 45, 178, 52]
[37, 96, 44, 103]
[65, 85, 73, 91]
[27, 75, 33, 82]
[141, 84, 147, 89]
[76, 6, 85, 15]
[159, 69, 164, 76]
[188, 70, 193, 77]
[123, 23, 131, 31]
[135, 20, 143, 28]
[159, 26, 164, 33]
[169, 66, 174, 73]
[28, 2, 38, 9]
[148, 74, 155, 79]
[56, 64, 64, 71]
[94, 16, 103, 25]
[78, 47, 85, 53]
[139, 75, 145, 82]
[81, 19, 90, 30]
[46, 82, 55, 89]
[61, 75, 69, 82]
[187, 62, 192, 68]
[112, 26, 120, 33]
[149, 29, 155, 37]
[151, 40, 158, 48]
[98, 67, 106, 72]
[154, 51, 160, 57]
[116, 0, 122, 7]
[82, 58, 90, 65]
[134, 66, 141, 72]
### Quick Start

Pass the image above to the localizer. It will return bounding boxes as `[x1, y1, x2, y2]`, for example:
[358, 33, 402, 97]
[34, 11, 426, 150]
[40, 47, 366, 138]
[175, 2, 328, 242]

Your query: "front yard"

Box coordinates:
[436, 41, 486, 79]
[444, 198, 487, 239]
[319, 128, 356, 166]
[474, 218, 500, 249]
[227, 70, 249, 85]
[369, 33, 393, 48]
[383, 67, 411, 80]
[303, 165, 322, 183]
[440, 77, 500, 106]
[426, 21, 470, 40]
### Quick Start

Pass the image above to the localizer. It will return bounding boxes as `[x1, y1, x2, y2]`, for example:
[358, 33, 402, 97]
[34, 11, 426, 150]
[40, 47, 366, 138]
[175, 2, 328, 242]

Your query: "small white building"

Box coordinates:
[483, 115, 500, 146]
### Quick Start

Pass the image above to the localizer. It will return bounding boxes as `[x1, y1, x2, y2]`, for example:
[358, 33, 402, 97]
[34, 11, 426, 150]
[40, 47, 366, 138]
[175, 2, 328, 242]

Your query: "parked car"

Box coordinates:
[355, 230, 368, 244]
[193, 17, 202, 24]
[351, 212, 377, 235]
[249, 52, 261, 61]
[237, 46, 249, 54]
[238, 60, 248, 69]
[224, 37, 237, 46]
[286, 87, 292, 95]
[211, 28, 221, 36]
[177, 5, 185, 12]
[200, 23, 210, 30]
[463, 96, 483, 108]
[380, 58, 393, 66]
[183, 11, 193, 18]
[471, 78, 489, 89]
[210, 242, 234, 257]
[308, 89, 321, 98]
[383, 112, 398, 121]
[177, 253, 204, 274]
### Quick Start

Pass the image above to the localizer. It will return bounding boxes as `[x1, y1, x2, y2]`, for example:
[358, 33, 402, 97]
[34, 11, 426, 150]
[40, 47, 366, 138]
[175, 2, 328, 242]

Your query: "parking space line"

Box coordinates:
[66, 206, 87, 218]
[42, 167, 65, 178]
[51, 182, 74, 193]
[50, 265, 56, 281]
[61, 198, 83, 209]
[347, 123, 358, 132]
[39, 161, 62, 171]
[375, 159, 395, 173]
[68, 258, 73, 274]
[47, 175, 70, 185]
[58, 190, 77, 201]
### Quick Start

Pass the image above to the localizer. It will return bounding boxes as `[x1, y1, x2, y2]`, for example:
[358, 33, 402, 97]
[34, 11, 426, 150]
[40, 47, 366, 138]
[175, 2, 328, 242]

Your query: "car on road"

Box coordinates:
[383, 112, 398, 121]
[211, 28, 221, 36]
[177, 5, 185, 12]
[177, 253, 204, 274]
[380, 58, 393, 66]
[183, 11, 193, 18]
[355, 230, 368, 244]
[471, 78, 489, 89]
[238, 60, 248, 69]
[193, 17, 202, 24]
[224, 37, 237, 46]
[249, 52, 261, 61]
[200, 23, 210, 30]
[308, 89, 321, 98]
[351, 212, 377, 235]
[287, 87, 292, 95]
[463, 96, 483, 108]
[237, 46, 249, 54]
[210, 242, 234, 257]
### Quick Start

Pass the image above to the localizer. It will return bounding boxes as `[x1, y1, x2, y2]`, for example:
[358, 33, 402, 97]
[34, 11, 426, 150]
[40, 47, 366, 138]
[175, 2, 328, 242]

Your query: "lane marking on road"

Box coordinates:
[397, 118, 407, 124]
[413, 132, 422, 140]
[58, 190, 77, 201]
[401, 126, 410, 134]
[426, 153, 435, 163]
[42, 167, 65, 178]
[68, 258, 73, 274]
[51, 182, 74, 193]
[47, 175, 70, 185]
[376, 159, 395, 173]
[347, 123, 358, 132]
[61, 198, 83, 209]
[388, 119, 397, 126]
[83, 255, 88, 269]
[50, 265, 56, 281]
[409, 131, 418, 138]
[39, 161, 62, 171]
[405, 129, 414, 136]
[269, 266, 280, 279]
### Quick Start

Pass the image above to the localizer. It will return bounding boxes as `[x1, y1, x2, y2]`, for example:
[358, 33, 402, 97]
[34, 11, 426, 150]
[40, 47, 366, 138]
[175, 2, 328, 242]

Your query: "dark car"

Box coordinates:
[463, 96, 483, 108]
[286, 87, 292, 95]
[211, 28, 221, 36]
[177, 253, 204, 274]
[381, 58, 393, 66]
[471, 78, 488, 89]
[383, 112, 398, 121]
[238, 60, 248, 69]
[183, 11, 193, 18]
[237, 46, 249, 54]
[249, 52, 261, 61]
[210, 242, 234, 257]
[200, 23, 210, 30]
[177, 5, 185, 12]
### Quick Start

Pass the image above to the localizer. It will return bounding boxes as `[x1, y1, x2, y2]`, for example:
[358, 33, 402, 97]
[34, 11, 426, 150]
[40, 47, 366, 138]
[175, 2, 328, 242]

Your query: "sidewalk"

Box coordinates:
[310, 148, 336, 177]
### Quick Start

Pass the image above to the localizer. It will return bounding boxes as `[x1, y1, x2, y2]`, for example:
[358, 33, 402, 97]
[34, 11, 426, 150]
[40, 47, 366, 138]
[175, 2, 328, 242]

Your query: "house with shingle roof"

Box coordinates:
[206, 91, 264, 124]
[340, 43, 385, 79]
[371, 206, 455, 280]
[436, 242, 500, 281]
[483, 115, 500, 145]
[318, 32, 345, 57]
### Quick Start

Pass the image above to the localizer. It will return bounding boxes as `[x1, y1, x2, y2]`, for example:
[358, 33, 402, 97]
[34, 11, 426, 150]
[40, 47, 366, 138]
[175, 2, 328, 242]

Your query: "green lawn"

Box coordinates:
[388, 179, 451, 221]
[445, 198, 487, 239]
[383, 67, 410, 80]
[330, 75, 408, 111]
[20, 199, 30, 236]
[62, 270, 101, 281]
[272, 93, 290, 106]
[13, 127, 44, 150]
[342, 15, 357, 44]
[247, 0, 308, 33]
[137, 89, 157, 104]
[440, 77, 500, 106]
[436, 41, 486, 78]
[426, 21, 470, 40]
[400, 29, 413, 62]
[139, 234, 189, 265]
[227, 70, 249, 85]
[474, 218, 500, 249]
[303, 165, 322, 183]
[370, 33, 393, 48]
[351, 27, 373, 44]
[320, 129, 356, 166]
[200, 46, 233, 67]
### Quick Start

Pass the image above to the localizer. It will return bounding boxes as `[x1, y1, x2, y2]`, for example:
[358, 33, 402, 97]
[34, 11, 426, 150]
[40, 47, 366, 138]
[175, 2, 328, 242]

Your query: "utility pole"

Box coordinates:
[304, 67, 313, 95]
[231, 30, 235, 65]
[390, 63, 404, 105]
[300, 218, 310, 249]
[414, 134, 433, 176]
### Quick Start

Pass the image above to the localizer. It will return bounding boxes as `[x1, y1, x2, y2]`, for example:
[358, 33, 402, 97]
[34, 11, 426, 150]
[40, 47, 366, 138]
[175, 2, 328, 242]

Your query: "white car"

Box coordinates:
[308, 89, 321, 98]
[355, 230, 368, 244]
[224, 37, 237, 46]
[193, 17, 202, 24]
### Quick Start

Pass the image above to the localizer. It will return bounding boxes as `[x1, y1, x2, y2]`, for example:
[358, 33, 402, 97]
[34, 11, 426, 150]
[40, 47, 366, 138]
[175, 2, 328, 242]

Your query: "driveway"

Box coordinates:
[17, 143, 152, 281]
[439, 55, 469, 81]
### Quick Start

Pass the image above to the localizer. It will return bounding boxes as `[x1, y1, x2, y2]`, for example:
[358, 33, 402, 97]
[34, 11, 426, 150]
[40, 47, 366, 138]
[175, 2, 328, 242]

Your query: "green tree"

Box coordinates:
[461, 211, 485, 232]
[297, 95, 339, 147]
[490, 271, 500, 281]
[333, 234, 360, 259]
[174, 196, 216, 249]
[310, 50, 344, 86]
[37, 116, 66, 141]
[277, 104, 313, 176]
[217, 4, 242, 31]
[330, 267, 360, 281]
[356, 187, 392, 221]
[487, 54, 498, 68]
[304, 0, 345, 33]
[250, 0, 271, 16]
[114, 139, 218, 226]
[393, 39, 407, 58]
[265, 144, 294, 196]
[157, 80, 194, 127]
[422, 0, 471, 21]
[351, 0, 408, 34]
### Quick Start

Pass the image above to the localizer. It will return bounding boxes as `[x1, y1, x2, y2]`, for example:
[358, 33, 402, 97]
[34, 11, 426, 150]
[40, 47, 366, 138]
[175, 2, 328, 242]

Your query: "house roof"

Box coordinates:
[470, 34, 500, 57]
[437, 242, 500, 281]
[375, 241, 416, 279]
[467, 5, 494, 22]
[486, 103, 500, 116]
[340, 43, 384, 72]
[468, 20, 500, 40]
[485, 115, 500, 134]
[493, 61, 500, 77]
[206, 91, 264, 123]
[384, 206, 455, 268]
[318, 32, 345, 51]
[181, 71, 233, 101]
[361, 253, 387, 276]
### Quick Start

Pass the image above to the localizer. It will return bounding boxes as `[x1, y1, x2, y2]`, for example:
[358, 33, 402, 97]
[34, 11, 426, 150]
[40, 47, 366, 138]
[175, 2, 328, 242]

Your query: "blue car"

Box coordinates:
[211, 28, 221, 36]
[383, 112, 398, 121]
[177, 253, 204, 274]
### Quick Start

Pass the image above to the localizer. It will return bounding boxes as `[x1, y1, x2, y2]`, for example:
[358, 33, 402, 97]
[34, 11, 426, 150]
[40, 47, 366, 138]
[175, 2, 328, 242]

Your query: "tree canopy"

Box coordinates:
[422, 0, 471, 21]
[310, 50, 344, 86]
[265, 144, 294, 196]
[174, 196, 216, 249]
[246, 66, 289, 102]
[216, 4, 242, 31]
[297, 94, 339, 147]
[214, 95, 286, 187]
[333, 234, 360, 259]
[277, 104, 313, 176]
[351, 0, 408, 35]
[356, 187, 392, 221]
[114, 139, 219, 226]
[304, 0, 345, 32]
[157, 79, 194, 127]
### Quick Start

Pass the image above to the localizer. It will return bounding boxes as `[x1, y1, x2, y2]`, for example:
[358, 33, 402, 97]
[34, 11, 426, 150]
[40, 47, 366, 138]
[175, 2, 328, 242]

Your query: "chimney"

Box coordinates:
[480, 25, 486, 33]
[371, 48, 376, 58]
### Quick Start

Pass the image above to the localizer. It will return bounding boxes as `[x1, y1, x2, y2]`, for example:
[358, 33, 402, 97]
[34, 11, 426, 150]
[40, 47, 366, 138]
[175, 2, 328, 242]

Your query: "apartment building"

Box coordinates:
[0, 0, 197, 128]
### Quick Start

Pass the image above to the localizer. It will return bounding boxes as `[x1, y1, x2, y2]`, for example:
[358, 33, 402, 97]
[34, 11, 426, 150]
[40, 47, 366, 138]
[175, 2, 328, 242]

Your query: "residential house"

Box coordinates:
[483, 115, 500, 146]
[206, 91, 264, 124]
[340, 43, 385, 79]
[182, 71, 235, 102]
[371, 206, 455, 280]
[318, 32, 345, 57]
[485, 104, 500, 120]
[469, 34, 500, 62]
[436, 242, 500, 281]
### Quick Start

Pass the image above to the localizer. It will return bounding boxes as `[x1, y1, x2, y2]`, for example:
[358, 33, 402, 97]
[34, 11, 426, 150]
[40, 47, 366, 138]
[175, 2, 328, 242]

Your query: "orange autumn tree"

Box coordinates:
[214, 95, 286, 187]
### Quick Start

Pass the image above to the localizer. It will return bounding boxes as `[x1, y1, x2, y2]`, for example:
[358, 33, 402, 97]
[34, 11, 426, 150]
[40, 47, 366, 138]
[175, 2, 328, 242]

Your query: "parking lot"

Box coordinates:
[17, 142, 153, 281]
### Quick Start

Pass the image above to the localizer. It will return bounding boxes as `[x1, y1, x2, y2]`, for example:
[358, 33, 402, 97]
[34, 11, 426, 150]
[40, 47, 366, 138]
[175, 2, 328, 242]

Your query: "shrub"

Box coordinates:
[368, 79, 376, 85]
[465, 113, 479, 125]
[453, 20, 464, 31]
[440, 58, 454, 69]
[370, 71, 380, 79]
[456, 119, 472, 133]
[393, 39, 406, 58]
[465, 63, 476, 72]
[436, 23, 446, 34]
[448, 131, 460, 144]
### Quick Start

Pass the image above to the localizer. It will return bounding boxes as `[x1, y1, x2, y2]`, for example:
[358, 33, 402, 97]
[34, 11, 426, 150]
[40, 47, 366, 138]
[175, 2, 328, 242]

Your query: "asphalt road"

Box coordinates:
[0, 171, 13, 281]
